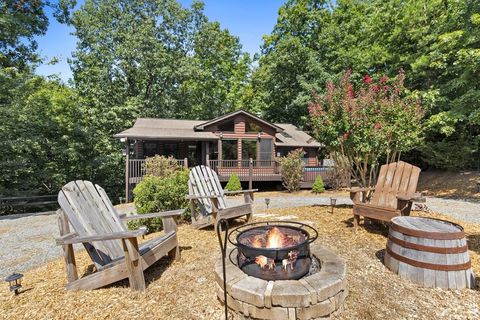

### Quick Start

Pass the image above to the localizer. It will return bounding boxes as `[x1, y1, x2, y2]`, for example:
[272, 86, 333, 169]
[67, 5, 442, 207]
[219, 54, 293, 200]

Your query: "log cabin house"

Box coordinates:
[115, 110, 331, 199]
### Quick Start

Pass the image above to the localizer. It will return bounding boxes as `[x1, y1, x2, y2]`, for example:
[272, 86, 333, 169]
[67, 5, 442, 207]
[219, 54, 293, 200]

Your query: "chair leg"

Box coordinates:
[353, 214, 360, 228]
[168, 243, 181, 261]
[123, 238, 146, 291]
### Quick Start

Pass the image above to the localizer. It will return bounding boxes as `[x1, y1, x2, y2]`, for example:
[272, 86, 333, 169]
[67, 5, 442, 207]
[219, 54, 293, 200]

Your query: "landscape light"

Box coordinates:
[5, 273, 23, 295]
[330, 198, 337, 214]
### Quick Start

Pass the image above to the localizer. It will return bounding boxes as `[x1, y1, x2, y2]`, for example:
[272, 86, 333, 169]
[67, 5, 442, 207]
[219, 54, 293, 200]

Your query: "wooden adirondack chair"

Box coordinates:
[349, 161, 425, 227]
[186, 165, 257, 229]
[56, 180, 181, 291]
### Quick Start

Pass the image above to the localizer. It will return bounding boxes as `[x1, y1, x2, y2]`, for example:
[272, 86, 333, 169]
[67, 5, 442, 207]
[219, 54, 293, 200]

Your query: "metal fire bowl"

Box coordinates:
[228, 221, 318, 281]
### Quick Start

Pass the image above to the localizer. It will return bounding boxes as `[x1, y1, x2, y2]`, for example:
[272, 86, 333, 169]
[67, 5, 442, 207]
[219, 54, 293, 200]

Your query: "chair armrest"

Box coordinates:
[56, 227, 147, 245]
[397, 193, 426, 203]
[185, 194, 220, 200]
[120, 209, 183, 221]
[223, 189, 258, 195]
[348, 187, 375, 194]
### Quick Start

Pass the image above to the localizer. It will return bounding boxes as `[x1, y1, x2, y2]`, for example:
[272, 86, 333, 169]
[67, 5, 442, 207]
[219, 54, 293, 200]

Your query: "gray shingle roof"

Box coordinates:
[113, 118, 218, 140]
[274, 123, 321, 148]
[114, 118, 321, 148]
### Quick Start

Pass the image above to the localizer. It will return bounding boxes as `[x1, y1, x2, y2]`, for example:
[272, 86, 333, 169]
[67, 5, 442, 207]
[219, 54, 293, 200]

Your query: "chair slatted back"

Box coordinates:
[370, 161, 421, 209]
[58, 180, 126, 269]
[188, 165, 227, 216]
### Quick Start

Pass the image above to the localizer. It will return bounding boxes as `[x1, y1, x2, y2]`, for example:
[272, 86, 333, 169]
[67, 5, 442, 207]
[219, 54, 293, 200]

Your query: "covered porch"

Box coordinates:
[126, 156, 334, 200]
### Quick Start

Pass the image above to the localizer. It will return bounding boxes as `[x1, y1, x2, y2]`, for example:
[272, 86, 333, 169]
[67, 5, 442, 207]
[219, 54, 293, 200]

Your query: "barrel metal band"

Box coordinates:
[388, 236, 468, 254]
[390, 221, 465, 240]
[386, 247, 471, 271]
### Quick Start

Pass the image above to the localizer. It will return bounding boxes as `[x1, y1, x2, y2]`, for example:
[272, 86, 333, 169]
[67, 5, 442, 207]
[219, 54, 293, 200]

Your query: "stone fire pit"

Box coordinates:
[214, 243, 347, 320]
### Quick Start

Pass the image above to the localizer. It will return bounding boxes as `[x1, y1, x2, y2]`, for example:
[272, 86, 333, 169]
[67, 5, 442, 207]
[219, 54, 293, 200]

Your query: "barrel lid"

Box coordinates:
[390, 216, 464, 240]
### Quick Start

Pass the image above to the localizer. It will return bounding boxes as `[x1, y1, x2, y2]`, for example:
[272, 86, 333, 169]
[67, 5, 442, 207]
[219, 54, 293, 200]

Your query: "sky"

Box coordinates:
[35, 0, 285, 82]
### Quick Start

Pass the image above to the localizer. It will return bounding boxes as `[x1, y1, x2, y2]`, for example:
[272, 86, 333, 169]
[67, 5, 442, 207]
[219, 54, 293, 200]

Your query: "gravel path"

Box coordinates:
[1, 196, 478, 278]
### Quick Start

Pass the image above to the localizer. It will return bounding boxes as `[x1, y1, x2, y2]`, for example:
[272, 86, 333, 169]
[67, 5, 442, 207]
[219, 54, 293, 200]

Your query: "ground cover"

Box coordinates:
[1, 205, 479, 319]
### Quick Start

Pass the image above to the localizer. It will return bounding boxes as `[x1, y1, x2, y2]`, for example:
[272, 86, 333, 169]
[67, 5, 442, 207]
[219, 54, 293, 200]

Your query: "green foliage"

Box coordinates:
[145, 156, 180, 178]
[225, 174, 242, 191]
[311, 176, 325, 193]
[0, 75, 92, 196]
[253, 0, 480, 170]
[131, 169, 190, 233]
[0, 0, 76, 69]
[308, 70, 423, 186]
[277, 149, 305, 192]
[71, 0, 250, 120]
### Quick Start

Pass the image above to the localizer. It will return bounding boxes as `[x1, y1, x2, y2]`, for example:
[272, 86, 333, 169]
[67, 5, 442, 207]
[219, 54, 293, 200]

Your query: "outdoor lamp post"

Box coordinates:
[5, 273, 23, 295]
[330, 198, 337, 214]
[265, 198, 270, 209]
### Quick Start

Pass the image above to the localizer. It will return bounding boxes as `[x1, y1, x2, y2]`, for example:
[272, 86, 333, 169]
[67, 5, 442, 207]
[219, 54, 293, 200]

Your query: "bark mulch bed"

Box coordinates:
[1, 206, 479, 319]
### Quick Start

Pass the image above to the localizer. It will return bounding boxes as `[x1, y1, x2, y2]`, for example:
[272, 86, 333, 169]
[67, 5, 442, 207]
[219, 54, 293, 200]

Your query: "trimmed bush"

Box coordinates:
[130, 169, 190, 232]
[144, 155, 180, 177]
[225, 173, 242, 191]
[311, 175, 325, 193]
[277, 149, 305, 192]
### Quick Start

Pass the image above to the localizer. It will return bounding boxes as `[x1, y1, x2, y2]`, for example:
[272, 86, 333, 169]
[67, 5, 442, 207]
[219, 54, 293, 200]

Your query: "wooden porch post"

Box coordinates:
[184, 157, 188, 168]
[205, 142, 210, 165]
[125, 138, 130, 202]
[249, 158, 253, 190]
[218, 138, 222, 168]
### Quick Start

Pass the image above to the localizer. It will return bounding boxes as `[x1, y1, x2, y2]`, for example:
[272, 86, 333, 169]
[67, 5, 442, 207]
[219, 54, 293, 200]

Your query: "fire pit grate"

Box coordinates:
[228, 221, 318, 281]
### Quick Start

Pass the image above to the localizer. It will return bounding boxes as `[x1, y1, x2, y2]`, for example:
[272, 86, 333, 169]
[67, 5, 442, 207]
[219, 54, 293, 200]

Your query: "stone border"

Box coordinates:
[214, 243, 348, 320]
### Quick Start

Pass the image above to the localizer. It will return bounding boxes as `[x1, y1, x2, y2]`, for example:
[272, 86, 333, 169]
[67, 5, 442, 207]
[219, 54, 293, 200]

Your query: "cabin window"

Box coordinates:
[245, 121, 262, 133]
[242, 139, 257, 166]
[144, 142, 158, 157]
[217, 120, 235, 132]
[259, 138, 273, 166]
[222, 139, 238, 160]
[209, 142, 218, 160]
[164, 143, 178, 158]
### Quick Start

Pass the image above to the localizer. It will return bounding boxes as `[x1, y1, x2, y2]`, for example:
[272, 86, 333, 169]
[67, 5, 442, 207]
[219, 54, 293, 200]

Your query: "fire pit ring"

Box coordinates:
[228, 221, 318, 281]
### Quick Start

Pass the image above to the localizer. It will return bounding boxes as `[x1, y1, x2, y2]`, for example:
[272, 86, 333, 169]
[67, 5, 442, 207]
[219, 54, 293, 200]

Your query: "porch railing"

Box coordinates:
[128, 158, 332, 185]
[128, 158, 188, 183]
[303, 166, 335, 183]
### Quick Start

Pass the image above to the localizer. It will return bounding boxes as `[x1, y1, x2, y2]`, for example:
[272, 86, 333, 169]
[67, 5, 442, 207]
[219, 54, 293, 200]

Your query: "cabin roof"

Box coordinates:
[274, 123, 321, 148]
[114, 114, 321, 148]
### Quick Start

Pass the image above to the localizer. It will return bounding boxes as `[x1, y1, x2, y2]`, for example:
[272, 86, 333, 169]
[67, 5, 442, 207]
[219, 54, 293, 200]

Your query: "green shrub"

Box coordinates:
[311, 176, 325, 193]
[277, 149, 305, 192]
[225, 173, 242, 191]
[130, 169, 190, 233]
[144, 155, 180, 177]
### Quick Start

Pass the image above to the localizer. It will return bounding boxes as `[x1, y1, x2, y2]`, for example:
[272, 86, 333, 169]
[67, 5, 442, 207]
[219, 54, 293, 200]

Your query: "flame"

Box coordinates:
[266, 227, 284, 248]
[252, 237, 263, 248]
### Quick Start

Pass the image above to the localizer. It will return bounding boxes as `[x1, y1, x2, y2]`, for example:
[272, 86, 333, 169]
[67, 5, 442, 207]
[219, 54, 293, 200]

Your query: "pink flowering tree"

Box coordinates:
[308, 70, 423, 187]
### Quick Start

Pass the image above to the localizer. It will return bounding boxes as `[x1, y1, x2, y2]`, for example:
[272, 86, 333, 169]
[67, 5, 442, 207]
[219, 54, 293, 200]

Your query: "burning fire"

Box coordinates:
[247, 227, 301, 271]
[252, 237, 263, 248]
[266, 227, 284, 248]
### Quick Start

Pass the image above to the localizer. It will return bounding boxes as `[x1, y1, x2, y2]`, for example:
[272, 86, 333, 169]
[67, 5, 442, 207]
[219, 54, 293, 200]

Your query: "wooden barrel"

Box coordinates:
[384, 216, 475, 289]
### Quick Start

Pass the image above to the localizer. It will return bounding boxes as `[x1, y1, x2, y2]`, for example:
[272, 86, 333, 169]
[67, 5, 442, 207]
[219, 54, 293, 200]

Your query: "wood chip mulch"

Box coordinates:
[1, 205, 479, 319]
